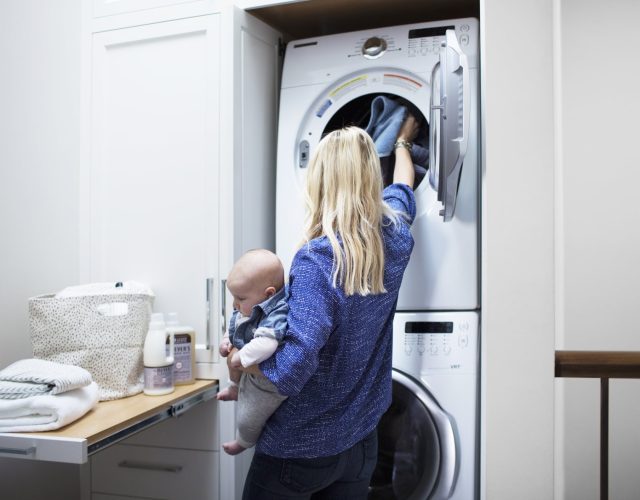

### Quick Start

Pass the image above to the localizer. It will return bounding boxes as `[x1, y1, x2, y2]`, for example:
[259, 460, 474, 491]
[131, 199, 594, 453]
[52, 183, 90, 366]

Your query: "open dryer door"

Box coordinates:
[429, 30, 470, 222]
[370, 369, 457, 500]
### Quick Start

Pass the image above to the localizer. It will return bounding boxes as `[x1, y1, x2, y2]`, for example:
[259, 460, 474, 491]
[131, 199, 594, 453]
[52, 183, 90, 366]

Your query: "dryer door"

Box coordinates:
[370, 369, 457, 500]
[429, 30, 470, 221]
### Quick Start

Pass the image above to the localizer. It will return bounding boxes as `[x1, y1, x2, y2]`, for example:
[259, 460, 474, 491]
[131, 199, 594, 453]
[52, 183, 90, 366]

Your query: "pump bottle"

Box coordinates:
[143, 312, 175, 396]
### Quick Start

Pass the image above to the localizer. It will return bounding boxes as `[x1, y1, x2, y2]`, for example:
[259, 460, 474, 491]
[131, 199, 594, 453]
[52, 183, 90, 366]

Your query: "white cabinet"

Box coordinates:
[88, 14, 222, 367]
[83, 2, 281, 499]
[90, 400, 219, 499]
[82, 3, 282, 381]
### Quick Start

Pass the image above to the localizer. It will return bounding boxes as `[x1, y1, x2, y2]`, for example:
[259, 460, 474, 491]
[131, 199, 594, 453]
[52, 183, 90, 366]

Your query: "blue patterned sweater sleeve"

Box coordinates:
[260, 247, 337, 397]
[383, 183, 416, 224]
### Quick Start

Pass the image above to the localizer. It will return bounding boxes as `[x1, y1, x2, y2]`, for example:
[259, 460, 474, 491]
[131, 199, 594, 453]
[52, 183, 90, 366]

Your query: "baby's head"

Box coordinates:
[227, 249, 284, 316]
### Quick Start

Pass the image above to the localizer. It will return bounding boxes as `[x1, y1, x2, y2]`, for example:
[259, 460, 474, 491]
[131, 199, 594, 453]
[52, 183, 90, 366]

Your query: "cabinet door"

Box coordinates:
[87, 16, 221, 363]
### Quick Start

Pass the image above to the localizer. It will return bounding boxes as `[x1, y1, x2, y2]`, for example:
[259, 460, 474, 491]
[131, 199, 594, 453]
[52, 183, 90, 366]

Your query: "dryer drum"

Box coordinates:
[322, 93, 429, 191]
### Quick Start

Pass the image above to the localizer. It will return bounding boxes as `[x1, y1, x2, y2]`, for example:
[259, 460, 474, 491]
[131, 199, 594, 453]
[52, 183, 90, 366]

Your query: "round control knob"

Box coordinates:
[362, 37, 387, 59]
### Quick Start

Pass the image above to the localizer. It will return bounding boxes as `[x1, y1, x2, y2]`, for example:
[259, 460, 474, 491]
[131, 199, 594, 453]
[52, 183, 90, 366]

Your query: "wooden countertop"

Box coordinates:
[0, 379, 218, 463]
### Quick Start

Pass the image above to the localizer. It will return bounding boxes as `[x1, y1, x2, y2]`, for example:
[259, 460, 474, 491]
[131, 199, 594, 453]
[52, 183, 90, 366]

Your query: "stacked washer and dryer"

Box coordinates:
[276, 18, 480, 500]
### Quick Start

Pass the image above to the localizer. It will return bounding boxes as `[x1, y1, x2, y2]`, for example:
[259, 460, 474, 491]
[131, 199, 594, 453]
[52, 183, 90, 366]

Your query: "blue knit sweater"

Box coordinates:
[258, 183, 416, 458]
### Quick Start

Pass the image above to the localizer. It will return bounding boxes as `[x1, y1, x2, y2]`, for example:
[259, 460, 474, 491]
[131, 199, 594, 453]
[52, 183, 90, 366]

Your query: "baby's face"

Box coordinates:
[228, 280, 269, 317]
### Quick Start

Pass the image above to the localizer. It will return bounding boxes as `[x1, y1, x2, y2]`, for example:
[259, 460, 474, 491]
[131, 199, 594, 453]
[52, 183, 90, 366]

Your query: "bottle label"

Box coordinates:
[144, 365, 173, 389]
[167, 334, 193, 383]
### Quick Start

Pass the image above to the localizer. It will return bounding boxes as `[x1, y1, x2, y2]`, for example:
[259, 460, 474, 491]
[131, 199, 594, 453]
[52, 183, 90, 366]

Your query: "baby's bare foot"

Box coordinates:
[216, 385, 239, 401]
[222, 440, 246, 455]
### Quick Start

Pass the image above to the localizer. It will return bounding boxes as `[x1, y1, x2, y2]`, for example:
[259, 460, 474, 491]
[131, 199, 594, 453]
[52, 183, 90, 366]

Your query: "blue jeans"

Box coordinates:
[242, 430, 378, 499]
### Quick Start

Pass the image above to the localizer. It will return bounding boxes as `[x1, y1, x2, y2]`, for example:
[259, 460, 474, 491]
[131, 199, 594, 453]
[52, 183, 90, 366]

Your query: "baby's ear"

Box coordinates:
[264, 286, 276, 298]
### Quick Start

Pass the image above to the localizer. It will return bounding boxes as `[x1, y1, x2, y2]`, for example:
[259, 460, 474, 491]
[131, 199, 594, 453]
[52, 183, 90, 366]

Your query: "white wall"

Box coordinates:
[0, 0, 81, 367]
[558, 0, 640, 499]
[0, 1, 83, 498]
[481, 0, 556, 498]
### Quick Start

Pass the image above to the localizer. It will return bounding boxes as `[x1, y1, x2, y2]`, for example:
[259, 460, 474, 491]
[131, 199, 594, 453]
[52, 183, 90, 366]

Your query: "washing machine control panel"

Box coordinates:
[392, 313, 478, 371]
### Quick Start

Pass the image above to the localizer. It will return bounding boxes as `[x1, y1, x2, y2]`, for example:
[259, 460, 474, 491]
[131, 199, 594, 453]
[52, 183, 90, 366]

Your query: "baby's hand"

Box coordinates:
[230, 351, 243, 369]
[219, 337, 232, 357]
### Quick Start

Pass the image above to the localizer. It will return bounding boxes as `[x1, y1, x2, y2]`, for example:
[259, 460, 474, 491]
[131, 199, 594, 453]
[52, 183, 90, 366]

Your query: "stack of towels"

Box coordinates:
[0, 358, 99, 433]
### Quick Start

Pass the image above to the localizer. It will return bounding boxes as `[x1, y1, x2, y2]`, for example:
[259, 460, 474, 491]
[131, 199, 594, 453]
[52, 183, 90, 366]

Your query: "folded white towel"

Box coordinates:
[0, 381, 99, 432]
[0, 359, 93, 400]
[55, 281, 154, 298]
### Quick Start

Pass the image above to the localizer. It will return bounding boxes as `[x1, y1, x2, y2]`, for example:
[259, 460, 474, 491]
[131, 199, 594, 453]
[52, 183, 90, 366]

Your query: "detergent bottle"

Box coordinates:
[166, 312, 196, 385]
[143, 312, 175, 396]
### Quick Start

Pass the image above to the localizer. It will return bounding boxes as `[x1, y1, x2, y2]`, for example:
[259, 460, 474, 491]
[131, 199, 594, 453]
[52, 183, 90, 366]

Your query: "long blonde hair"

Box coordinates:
[301, 127, 399, 296]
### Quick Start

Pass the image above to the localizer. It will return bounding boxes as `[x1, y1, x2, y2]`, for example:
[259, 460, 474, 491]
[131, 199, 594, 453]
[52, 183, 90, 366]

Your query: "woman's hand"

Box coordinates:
[397, 114, 419, 143]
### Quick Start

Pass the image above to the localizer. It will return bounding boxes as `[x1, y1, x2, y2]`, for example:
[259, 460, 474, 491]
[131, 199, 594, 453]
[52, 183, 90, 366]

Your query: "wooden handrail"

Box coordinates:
[556, 351, 640, 378]
[555, 350, 640, 500]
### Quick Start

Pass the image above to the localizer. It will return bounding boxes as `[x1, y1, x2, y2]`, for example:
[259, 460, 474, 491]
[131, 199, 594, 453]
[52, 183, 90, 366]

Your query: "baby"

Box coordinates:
[216, 249, 288, 455]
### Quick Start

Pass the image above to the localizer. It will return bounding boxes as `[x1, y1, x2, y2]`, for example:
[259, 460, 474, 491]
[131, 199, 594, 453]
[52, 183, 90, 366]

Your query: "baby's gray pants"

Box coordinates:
[237, 373, 287, 449]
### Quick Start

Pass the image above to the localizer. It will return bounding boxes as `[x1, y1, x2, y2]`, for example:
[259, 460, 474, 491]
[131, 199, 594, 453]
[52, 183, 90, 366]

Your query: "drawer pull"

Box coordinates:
[0, 446, 35, 456]
[118, 460, 183, 473]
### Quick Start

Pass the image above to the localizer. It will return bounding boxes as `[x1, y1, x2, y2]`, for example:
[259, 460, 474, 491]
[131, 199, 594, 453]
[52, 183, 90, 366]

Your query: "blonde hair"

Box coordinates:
[301, 127, 399, 296]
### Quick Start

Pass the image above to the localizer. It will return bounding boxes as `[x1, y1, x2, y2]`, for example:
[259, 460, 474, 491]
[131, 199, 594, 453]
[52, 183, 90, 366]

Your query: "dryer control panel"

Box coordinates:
[280, 17, 479, 89]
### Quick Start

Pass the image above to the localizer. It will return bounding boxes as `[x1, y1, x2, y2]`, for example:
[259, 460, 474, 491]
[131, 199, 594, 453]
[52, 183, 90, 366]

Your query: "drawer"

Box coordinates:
[123, 398, 219, 450]
[91, 444, 219, 499]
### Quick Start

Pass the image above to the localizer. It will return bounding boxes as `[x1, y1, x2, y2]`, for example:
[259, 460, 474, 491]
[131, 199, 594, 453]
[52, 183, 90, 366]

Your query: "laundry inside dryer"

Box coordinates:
[322, 93, 429, 190]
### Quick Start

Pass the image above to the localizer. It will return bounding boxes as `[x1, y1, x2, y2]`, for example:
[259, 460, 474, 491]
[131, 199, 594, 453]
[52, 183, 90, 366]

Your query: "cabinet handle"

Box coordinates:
[205, 277, 214, 350]
[118, 460, 183, 473]
[0, 446, 35, 456]
[220, 278, 227, 340]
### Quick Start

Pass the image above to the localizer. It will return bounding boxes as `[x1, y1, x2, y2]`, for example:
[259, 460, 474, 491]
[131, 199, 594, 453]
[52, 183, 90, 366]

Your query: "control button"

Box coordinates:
[460, 34, 470, 46]
[443, 345, 452, 355]
[421, 48, 428, 56]
[459, 334, 469, 348]
[408, 48, 416, 57]
[404, 345, 412, 355]
[461, 24, 470, 32]
[362, 37, 387, 59]
[418, 345, 425, 355]
[299, 140, 310, 168]
[429, 345, 438, 355]
[460, 321, 469, 331]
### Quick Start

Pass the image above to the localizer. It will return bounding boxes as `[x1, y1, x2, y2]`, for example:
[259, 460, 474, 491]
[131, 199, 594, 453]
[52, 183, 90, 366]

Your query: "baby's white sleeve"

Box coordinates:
[238, 334, 279, 367]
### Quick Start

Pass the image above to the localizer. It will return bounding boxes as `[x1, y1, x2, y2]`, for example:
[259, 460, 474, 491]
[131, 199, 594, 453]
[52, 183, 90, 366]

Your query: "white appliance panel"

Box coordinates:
[392, 311, 479, 500]
[276, 18, 479, 310]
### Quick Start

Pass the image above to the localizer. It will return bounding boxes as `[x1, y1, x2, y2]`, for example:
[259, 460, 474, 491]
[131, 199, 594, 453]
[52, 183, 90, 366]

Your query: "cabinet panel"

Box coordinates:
[93, 0, 208, 18]
[91, 444, 219, 499]
[123, 398, 219, 450]
[89, 16, 221, 362]
[237, 27, 279, 253]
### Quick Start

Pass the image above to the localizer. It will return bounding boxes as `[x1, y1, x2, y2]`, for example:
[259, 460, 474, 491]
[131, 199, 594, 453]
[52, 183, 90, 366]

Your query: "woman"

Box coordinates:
[243, 116, 418, 499]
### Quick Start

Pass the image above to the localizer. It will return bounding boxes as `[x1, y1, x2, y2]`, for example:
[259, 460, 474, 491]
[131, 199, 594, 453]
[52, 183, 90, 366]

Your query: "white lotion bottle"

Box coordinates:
[143, 312, 175, 396]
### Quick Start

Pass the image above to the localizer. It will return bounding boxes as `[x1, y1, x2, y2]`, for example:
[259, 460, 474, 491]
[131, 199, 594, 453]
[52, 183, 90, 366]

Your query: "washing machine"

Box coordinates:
[275, 18, 480, 311]
[368, 311, 479, 499]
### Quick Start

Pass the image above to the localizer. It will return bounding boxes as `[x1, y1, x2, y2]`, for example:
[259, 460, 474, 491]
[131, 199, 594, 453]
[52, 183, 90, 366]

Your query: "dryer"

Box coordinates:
[275, 18, 480, 311]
